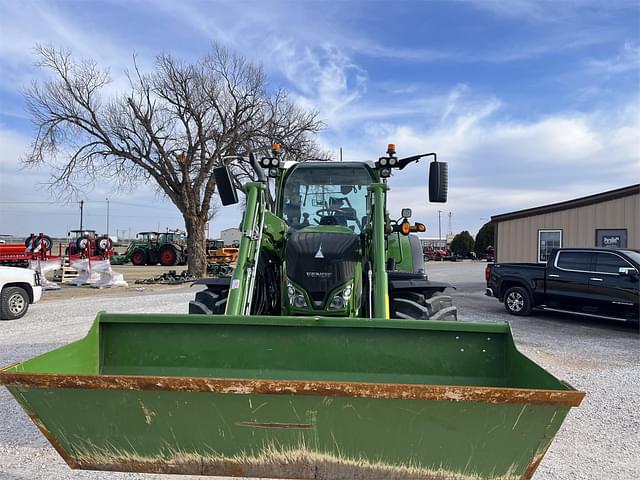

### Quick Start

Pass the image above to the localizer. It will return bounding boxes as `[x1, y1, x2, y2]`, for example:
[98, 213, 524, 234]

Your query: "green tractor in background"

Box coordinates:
[112, 230, 187, 266]
[190, 144, 456, 320]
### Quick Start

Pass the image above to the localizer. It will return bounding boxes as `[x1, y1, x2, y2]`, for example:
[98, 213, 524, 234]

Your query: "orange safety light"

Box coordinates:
[416, 223, 426, 232]
[387, 143, 396, 155]
[401, 221, 411, 235]
[272, 143, 281, 153]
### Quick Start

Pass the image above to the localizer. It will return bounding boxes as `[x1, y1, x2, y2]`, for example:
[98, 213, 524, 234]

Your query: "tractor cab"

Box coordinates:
[279, 162, 375, 233]
[136, 231, 159, 243]
[277, 162, 375, 315]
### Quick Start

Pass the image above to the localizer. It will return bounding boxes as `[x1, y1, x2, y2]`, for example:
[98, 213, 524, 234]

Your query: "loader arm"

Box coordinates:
[369, 182, 390, 318]
[225, 181, 266, 315]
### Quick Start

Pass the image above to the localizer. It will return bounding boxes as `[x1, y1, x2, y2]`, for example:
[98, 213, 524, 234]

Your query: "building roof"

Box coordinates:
[491, 184, 640, 223]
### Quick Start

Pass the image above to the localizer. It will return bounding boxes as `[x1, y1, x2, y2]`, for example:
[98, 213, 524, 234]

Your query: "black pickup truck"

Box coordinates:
[485, 248, 639, 322]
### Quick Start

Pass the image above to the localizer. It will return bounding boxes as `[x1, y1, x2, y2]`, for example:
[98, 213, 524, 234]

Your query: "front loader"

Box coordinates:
[0, 145, 584, 480]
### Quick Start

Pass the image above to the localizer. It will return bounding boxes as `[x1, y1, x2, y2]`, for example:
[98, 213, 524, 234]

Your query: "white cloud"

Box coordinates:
[585, 42, 640, 75]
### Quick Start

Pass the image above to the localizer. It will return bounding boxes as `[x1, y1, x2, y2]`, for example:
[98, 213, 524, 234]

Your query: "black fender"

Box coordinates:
[191, 277, 232, 290]
[387, 271, 455, 294]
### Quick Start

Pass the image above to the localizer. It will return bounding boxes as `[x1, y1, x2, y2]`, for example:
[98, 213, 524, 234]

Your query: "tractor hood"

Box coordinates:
[285, 228, 360, 309]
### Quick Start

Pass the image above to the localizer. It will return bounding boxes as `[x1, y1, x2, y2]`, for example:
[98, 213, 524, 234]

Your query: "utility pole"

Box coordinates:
[105, 198, 110, 236]
[437, 210, 442, 241]
[79, 200, 84, 230]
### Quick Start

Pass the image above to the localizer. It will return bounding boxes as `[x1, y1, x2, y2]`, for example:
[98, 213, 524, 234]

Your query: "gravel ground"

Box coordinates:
[1, 262, 638, 479]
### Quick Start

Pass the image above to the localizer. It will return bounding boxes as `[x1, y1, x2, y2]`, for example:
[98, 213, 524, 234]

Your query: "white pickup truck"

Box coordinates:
[0, 266, 42, 320]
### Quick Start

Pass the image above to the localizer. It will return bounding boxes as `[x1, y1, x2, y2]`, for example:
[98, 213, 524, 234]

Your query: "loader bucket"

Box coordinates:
[0, 313, 583, 480]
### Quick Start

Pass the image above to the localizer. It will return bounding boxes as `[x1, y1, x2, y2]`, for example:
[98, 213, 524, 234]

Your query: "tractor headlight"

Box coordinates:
[329, 283, 353, 310]
[260, 157, 271, 168]
[379, 167, 391, 178]
[388, 156, 398, 167]
[287, 282, 308, 308]
[270, 158, 280, 167]
[268, 167, 279, 178]
[379, 157, 388, 166]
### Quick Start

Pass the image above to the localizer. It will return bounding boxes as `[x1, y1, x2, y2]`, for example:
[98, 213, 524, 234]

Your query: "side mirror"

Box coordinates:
[429, 160, 448, 203]
[214, 166, 239, 206]
[618, 267, 637, 277]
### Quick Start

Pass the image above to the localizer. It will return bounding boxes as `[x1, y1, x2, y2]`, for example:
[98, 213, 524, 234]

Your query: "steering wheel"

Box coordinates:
[315, 208, 346, 225]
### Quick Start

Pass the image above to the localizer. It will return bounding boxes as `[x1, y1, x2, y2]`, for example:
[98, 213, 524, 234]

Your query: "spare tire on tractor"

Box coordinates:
[159, 246, 178, 266]
[131, 249, 147, 266]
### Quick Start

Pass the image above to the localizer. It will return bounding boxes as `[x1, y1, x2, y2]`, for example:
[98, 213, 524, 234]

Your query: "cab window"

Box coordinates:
[556, 252, 592, 271]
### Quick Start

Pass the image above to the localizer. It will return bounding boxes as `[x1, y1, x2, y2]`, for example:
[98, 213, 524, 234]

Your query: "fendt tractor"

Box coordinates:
[0, 145, 583, 480]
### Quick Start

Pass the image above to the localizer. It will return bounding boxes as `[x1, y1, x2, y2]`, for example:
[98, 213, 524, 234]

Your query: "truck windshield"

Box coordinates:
[281, 164, 374, 233]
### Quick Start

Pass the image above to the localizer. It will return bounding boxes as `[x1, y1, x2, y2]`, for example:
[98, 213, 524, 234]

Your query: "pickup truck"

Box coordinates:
[485, 248, 639, 322]
[0, 266, 42, 320]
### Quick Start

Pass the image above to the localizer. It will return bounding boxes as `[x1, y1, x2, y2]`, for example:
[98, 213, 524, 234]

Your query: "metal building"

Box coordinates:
[219, 227, 242, 246]
[491, 184, 639, 263]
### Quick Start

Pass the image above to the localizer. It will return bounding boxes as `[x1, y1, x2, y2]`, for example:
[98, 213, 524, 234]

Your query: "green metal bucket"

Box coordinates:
[0, 313, 583, 479]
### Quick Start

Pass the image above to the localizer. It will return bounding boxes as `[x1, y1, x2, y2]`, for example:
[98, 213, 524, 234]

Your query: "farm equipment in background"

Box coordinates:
[65, 229, 113, 259]
[205, 239, 239, 276]
[112, 230, 187, 266]
[0, 145, 584, 480]
[0, 233, 53, 267]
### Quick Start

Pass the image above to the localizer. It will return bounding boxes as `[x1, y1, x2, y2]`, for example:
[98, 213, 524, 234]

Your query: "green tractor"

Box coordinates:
[113, 231, 187, 266]
[190, 144, 456, 320]
[0, 145, 584, 480]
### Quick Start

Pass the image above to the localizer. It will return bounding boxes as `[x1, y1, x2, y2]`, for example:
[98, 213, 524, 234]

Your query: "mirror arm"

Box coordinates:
[397, 152, 437, 170]
[249, 152, 267, 182]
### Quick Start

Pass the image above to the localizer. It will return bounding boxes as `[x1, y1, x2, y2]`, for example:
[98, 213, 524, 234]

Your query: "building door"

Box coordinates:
[590, 252, 639, 319]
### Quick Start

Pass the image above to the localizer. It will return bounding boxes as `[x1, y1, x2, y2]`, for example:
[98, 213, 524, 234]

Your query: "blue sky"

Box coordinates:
[0, 0, 638, 239]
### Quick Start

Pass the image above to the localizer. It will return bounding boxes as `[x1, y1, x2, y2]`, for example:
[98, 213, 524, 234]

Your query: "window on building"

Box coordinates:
[538, 230, 562, 263]
[556, 251, 592, 271]
[593, 252, 633, 274]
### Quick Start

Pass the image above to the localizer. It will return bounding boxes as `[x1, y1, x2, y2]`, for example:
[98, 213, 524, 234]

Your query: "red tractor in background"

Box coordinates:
[65, 230, 113, 259]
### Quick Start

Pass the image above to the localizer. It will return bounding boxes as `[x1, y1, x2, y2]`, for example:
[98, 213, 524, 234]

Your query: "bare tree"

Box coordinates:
[24, 45, 323, 276]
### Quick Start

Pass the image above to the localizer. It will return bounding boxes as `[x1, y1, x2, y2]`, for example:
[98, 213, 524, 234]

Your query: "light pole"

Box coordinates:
[106, 198, 110, 236]
[437, 210, 443, 241]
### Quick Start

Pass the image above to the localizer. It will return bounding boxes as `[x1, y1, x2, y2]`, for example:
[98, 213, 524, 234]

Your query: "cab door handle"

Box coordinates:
[548, 274, 559, 278]
[590, 277, 603, 281]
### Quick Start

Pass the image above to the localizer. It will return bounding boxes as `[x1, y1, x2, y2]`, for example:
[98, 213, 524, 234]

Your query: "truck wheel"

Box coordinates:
[189, 287, 229, 315]
[159, 247, 178, 266]
[131, 249, 147, 266]
[504, 286, 532, 316]
[392, 291, 457, 321]
[1, 286, 29, 320]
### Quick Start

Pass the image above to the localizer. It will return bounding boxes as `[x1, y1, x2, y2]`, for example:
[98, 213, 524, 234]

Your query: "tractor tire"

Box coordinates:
[159, 246, 178, 266]
[391, 291, 457, 321]
[131, 249, 147, 266]
[25, 235, 52, 252]
[189, 287, 229, 315]
[76, 237, 91, 252]
[1, 286, 29, 320]
[503, 286, 533, 316]
[97, 236, 112, 252]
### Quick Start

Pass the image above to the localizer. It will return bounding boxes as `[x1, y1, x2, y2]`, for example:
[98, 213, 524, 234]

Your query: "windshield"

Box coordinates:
[281, 164, 374, 233]
[621, 250, 640, 266]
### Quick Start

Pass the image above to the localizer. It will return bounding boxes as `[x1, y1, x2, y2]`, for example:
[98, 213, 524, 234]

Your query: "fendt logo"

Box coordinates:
[314, 244, 324, 259]
[306, 272, 332, 278]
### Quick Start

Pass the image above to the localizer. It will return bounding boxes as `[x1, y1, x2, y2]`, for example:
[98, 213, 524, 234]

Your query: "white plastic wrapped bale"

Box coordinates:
[91, 259, 128, 288]
[68, 259, 101, 286]
[28, 259, 62, 290]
